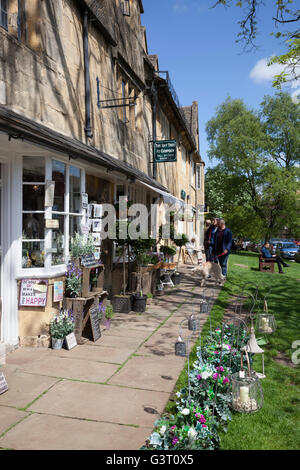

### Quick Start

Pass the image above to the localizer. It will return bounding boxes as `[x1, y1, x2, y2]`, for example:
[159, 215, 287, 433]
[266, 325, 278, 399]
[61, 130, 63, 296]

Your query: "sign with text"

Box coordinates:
[154, 140, 177, 163]
[65, 332, 77, 350]
[19, 279, 49, 307]
[0, 373, 8, 395]
[53, 281, 64, 302]
[45, 180, 55, 207]
[45, 219, 59, 229]
[81, 254, 97, 267]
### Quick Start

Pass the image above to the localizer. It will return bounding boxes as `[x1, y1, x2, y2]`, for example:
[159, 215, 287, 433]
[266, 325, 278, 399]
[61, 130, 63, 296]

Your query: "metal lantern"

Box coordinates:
[188, 314, 200, 331]
[200, 300, 209, 314]
[231, 351, 264, 413]
[256, 298, 276, 334]
[242, 323, 265, 379]
[175, 335, 187, 357]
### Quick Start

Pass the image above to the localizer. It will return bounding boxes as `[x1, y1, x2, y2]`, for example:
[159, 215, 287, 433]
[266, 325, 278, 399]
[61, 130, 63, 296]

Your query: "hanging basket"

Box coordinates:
[230, 350, 264, 413]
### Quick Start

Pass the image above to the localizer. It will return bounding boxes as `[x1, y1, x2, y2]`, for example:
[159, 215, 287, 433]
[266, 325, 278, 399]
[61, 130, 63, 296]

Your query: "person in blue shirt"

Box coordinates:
[212, 218, 232, 277]
[261, 242, 289, 274]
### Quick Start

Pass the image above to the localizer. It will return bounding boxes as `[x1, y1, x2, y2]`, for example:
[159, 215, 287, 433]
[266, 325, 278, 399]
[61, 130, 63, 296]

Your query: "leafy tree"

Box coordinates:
[205, 95, 300, 240]
[212, 0, 300, 87]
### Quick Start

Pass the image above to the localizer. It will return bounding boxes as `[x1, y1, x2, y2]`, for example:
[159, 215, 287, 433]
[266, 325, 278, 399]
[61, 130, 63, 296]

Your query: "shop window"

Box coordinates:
[121, 0, 130, 16]
[196, 165, 201, 190]
[22, 157, 46, 268]
[0, 0, 7, 30]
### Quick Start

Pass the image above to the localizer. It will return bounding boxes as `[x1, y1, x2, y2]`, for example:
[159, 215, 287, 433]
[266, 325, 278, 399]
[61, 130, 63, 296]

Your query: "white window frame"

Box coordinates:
[18, 155, 86, 278]
[196, 165, 201, 190]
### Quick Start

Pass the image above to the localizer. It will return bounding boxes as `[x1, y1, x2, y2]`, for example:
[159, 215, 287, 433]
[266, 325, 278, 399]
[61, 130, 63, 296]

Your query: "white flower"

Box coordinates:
[176, 391, 181, 398]
[181, 408, 190, 416]
[188, 427, 198, 443]
[201, 371, 212, 380]
[159, 425, 167, 436]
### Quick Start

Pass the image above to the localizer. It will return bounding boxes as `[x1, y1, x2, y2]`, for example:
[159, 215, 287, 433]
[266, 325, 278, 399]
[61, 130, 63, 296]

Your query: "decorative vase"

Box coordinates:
[51, 337, 64, 350]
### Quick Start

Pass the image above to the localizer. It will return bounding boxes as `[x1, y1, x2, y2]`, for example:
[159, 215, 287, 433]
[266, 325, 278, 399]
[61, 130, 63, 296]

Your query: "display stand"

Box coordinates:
[81, 263, 105, 298]
[64, 291, 108, 344]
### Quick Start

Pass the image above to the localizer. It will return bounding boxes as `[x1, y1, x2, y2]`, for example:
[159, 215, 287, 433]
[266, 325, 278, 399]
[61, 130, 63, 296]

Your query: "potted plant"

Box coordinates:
[105, 304, 114, 329]
[130, 236, 156, 312]
[50, 309, 75, 349]
[70, 233, 96, 263]
[146, 292, 153, 305]
[160, 245, 177, 269]
[65, 262, 82, 298]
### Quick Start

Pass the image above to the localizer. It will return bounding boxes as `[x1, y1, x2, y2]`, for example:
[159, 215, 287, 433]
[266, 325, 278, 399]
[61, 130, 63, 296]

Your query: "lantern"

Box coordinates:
[200, 300, 209, 314]
[231, 351, 264, 413]
[242, 324, 265, 379]
[175, 335, 187, 357]
[256, 314, 276, 334]
[188, 314, 200, 331]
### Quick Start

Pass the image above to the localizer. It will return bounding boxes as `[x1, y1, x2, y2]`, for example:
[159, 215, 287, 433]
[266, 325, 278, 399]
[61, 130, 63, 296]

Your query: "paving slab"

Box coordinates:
[108, 355, 184, 393]
[5, 348, 50, 366]
[86, 335, 143, 350]
[51, 344, 134, 365]
[28, 380, 169, 427]
[102, 327, 152, 340]
[0, 413, 151, 450]
[0, 370, 59, 408]
[16, 355, 119, 383]
[0, 406, 29, 435]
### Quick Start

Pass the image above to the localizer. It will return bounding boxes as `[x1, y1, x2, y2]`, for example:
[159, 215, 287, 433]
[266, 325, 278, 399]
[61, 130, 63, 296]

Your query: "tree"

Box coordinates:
[212, 0, 300, 87]
[205, 95, 300, 240]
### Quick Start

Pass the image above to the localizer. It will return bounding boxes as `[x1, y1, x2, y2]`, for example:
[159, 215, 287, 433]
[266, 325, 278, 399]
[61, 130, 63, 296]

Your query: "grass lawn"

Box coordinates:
[167, 252, 300, 450]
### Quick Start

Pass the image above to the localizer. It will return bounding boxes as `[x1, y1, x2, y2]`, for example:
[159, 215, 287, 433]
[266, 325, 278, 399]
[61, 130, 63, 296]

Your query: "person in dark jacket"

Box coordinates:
[261, 242, 289, 274]
[204, 218, 218, 261]
[212, 219, 232, 277]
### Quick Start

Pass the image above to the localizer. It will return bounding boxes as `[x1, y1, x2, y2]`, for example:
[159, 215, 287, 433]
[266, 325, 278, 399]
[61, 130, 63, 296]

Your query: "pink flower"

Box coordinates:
[202, 424, 207, 428]
[216, 366, 224, 372]
[196, 374, 202, 380]
[199, 414, 206, 424]
[171, 425, 176, 430]
[213, 373, 220, 380]
[223, 377, 230, 384]
[214, 351, 220, 354]
[172, 437, 179, 445]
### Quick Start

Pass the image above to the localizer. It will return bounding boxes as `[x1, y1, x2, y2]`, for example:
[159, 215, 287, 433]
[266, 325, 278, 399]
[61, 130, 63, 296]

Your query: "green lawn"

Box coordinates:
[167, 252, 300, 450]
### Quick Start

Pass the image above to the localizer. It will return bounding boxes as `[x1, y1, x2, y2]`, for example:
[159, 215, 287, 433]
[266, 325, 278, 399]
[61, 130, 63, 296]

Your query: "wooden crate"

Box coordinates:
[81, 264, 105, 298]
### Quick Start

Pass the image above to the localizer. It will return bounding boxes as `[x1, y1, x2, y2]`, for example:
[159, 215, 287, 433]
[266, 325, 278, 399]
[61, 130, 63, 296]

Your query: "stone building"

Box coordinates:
[0, 0, 205, 347]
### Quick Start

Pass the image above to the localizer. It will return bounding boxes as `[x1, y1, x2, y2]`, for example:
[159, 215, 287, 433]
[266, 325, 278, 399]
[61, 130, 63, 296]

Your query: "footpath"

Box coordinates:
[0, 266, 221, 450]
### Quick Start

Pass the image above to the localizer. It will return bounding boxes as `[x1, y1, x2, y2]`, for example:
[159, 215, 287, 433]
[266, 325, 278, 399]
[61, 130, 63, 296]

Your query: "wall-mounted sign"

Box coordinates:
[45, 180, 55, 207]
[46, 219, 59, 229]
[19, 279, 49, 307]
[82, 193, 88, 210]
[53, 281, 64, 302]
[154, 140, 177, 163]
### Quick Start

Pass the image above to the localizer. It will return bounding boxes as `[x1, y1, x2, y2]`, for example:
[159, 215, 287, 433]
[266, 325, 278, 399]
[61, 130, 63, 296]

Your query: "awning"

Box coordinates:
[139, 181, 184, 207]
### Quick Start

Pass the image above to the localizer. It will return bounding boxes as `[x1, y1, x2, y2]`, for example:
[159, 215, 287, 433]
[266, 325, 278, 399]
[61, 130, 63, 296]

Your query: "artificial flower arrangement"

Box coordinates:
[142, 322, 249, 450]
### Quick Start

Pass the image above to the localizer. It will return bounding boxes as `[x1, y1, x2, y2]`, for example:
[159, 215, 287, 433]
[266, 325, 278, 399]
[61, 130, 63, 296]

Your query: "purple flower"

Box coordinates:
[216, 366, 224, 372]
[213, 373, 220, 380]
[170, 425, 177, 430]
[214, 351, 220, 354]
[196, 374, 202, 380]
[198, 414, 206, 424]
[223, 377, 230, 384]
[172, 437, 179, 445]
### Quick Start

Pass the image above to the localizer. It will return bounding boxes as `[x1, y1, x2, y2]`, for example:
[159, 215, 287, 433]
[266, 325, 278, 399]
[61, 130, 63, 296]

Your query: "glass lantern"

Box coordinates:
[188, 314, 200, 331]
[200, 301, 209, 314]
[256, 314, 276, 334]
[175, 335, 187, 357]
[230, 351, 264, 413]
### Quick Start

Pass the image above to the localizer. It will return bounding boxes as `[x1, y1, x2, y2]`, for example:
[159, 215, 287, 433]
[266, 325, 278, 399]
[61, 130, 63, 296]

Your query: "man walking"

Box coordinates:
[212, 218, 232, 277]
[204, 218, 218, 262]
[261, 242, 289, 274]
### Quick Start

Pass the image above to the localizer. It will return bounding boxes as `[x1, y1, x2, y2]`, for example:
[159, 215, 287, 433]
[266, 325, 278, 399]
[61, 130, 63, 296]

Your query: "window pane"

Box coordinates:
[69, 215, 81, 239]
[23, 157, 45, 182]
[22, 213, 44, 239]
[70, 166, 81, 213]
[52, 215, 65, 265]
[23, 184, 45, 211]
[52, 160, 65, 212]
[22, 242, 45, 268]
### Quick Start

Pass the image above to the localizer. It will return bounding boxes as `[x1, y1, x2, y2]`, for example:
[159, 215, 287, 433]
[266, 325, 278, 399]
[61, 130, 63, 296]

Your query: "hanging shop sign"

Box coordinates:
[19, 279, 49, 307]
[53, 281, 64, 302]
[154, 140, 177, 163]
[45, 180, 55, 207]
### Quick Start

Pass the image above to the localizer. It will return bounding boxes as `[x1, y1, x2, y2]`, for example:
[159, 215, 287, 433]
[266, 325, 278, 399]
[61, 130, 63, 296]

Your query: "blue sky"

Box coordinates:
[142, 0, 299, 168]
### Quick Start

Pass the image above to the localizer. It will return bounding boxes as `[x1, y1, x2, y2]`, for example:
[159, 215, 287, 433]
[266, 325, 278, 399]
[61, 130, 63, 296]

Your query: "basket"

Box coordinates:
[112, 295, 132, 313]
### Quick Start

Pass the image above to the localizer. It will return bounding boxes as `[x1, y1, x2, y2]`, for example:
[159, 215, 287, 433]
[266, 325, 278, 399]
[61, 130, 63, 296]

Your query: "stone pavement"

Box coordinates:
[0, 266, 222, 450]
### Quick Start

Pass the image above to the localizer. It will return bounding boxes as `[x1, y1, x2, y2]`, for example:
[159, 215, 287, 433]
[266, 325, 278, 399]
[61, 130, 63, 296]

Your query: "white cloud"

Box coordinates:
[249, 57, 285, 84]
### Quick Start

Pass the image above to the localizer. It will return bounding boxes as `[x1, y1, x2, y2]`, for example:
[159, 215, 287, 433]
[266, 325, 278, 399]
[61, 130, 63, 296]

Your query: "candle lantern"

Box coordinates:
[175, 335, 187, 357]
[188, 314, 200, 331]
[231, 351, 264, 413]
[256, 299, 276, 334]
[200, 300, 209, 314]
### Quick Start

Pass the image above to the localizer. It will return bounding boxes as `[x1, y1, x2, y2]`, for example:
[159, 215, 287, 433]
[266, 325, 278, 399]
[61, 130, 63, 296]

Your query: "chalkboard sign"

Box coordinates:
[0, 372, 8, 395]
[89, 307, 101, 342]
[81, 254, 97, 267]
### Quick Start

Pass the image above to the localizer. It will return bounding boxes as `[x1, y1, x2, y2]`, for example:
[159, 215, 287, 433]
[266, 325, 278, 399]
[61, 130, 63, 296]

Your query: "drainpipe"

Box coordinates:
[83, 10, 93, 138]
[151, 81, 158, 180]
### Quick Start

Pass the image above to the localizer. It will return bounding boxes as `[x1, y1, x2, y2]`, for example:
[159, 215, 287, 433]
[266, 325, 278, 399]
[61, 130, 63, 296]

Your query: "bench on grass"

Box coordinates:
[259, 253, 275, 273]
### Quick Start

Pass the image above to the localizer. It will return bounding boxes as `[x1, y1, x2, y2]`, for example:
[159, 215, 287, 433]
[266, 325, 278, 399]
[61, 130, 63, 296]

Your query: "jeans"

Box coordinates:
[264, 256, 287, 272]
[217, 254, 229, 276]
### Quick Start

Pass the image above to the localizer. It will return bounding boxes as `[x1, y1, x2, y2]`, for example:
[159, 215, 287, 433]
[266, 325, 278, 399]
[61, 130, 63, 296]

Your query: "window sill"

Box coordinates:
[16, 266, 67, 280]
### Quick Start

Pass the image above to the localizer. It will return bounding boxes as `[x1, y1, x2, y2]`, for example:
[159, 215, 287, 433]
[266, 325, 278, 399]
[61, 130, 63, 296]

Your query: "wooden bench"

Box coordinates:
[259, 254, 275, 273]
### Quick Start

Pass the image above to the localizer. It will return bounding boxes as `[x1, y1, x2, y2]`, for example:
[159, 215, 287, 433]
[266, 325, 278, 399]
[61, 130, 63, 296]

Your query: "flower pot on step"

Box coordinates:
[51, 338, 64, 350]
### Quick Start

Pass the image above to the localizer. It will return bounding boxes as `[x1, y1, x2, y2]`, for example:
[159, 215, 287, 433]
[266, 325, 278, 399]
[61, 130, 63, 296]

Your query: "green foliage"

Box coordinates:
[159, 245, 177, 257]
[205, 95, 300, 240]
[173, 234, 189, 247]
[65, 263, 82, 297]
[105, 304, 114, 320]
[50, 309, 74, 339]
[70, 233, 96, 258]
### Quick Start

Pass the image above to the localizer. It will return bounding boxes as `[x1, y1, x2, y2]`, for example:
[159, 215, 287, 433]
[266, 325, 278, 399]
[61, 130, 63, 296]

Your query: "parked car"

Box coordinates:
[277, 242, 300, 260]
